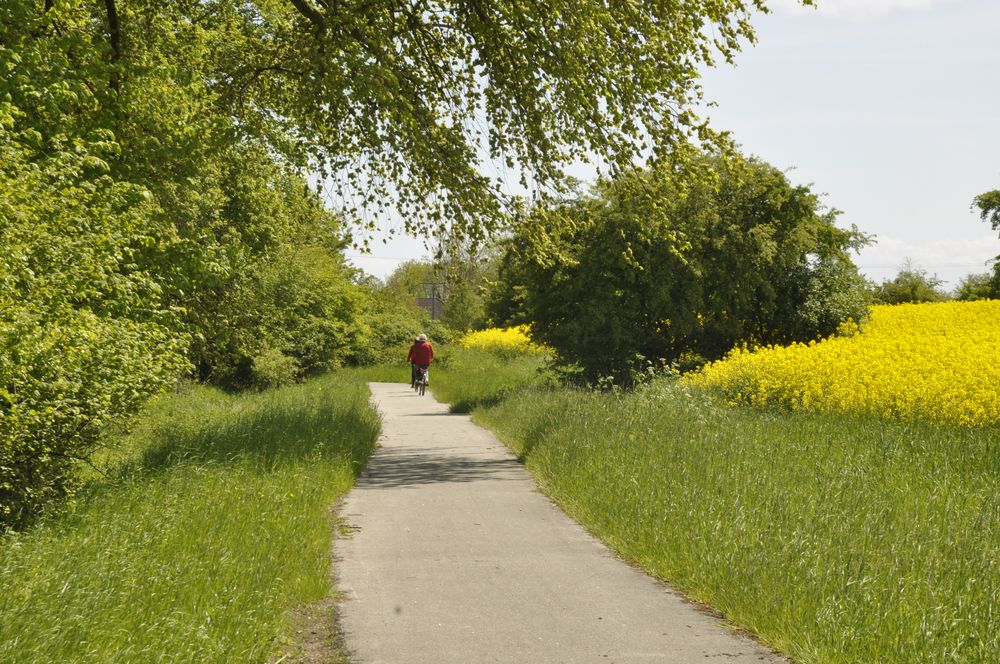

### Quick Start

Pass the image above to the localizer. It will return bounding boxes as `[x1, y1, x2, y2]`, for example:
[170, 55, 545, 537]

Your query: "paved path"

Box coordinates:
[335, 382, 786, 663]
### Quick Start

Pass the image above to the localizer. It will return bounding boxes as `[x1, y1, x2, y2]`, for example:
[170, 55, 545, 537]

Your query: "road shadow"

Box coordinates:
[358, 446, 522, 488]
[406, 412, 468, 417]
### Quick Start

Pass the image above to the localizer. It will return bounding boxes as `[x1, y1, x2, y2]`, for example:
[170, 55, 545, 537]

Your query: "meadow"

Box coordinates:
[431, 330, 1000, 664]
[0, 373, 379, 663]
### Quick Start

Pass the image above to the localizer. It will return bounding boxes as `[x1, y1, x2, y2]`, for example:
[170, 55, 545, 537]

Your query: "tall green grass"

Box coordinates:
[429, 346, 549, 412]
[352, 362, 410, 384]
[0, 372, 380, 663]
[439, 349, 999, 663]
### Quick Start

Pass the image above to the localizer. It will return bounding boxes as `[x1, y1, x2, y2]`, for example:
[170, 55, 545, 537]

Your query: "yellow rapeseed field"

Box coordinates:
[685, 300, 1000, 427]
[457, 325, 549, 355]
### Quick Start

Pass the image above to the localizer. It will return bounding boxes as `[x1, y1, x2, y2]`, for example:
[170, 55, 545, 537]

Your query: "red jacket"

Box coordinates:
[407, 341, 434, 365]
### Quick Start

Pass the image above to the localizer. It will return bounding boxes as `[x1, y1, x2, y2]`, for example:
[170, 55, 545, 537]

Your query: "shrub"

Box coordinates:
[487, 152, 871, 384]
[0, 130, 189, 528]
[249, 348, 301, 390]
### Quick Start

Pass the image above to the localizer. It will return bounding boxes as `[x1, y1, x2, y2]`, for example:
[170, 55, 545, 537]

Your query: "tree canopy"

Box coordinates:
[487, 152, 871, 383]
[16, 0, 805, 243]
[973, 189, 1000, 231]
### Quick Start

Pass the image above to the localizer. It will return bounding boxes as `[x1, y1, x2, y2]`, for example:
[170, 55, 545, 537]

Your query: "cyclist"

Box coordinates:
[408, 335, 420, 387]
[407, 333, 434, 387]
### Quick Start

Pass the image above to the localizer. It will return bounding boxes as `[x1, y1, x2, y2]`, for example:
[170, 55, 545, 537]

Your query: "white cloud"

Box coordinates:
[855, 234, 1000, 287]
[769, 0, 936, 21]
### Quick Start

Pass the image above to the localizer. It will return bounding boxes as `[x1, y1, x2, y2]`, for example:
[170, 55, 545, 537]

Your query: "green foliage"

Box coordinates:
[9, 0, 806, 244]
[971, 189, 1000, 296]
[874, 261, 949, 304]
[954, 272, 997, 301]
[380, 252, 496, 332]
[0, 0, 386, 526]
[488, 152, 871, 383]
[0, 372, 378, 662]
[383, 261, 439, 300]
[193, 240, 370, 389]
[249, 348, 301, 390]
[197, 0, 805, 243]
[972, 189, 1000, 231]
[350, 288, 426, 366]
[434, 349, 1000, 663]
[0, 99, 189, 526]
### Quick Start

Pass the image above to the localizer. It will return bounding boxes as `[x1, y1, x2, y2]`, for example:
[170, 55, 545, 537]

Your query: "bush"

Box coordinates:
[955, 272, 997, 301]
[488, 152, 871, 384]
[249, 348, 301, 390]
[874, 262, 949, 304]
[0, 131, 189, 528]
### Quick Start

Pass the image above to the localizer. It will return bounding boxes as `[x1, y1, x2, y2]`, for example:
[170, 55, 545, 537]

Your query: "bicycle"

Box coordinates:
[414, 365, 428, 396]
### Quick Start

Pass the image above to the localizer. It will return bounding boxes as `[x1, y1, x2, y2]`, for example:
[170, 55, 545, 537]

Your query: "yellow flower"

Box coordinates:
[684, 301, 1000, 427]
[457, 325, 550, 355]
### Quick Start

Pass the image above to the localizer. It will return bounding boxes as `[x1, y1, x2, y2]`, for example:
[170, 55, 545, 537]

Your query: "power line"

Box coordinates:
[858, 263, 994, 269]
[345, 254, 424, 261]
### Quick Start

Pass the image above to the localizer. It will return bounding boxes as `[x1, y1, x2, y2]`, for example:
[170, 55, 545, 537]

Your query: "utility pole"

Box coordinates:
[422, 282, 446, 320]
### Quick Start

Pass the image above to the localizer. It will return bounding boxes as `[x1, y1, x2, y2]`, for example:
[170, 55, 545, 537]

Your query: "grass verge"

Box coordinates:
[428, 346, 550, 412]
[437, 349, 999, 664]
[352, 362, 409, 384]
[0, 372, 380, 663]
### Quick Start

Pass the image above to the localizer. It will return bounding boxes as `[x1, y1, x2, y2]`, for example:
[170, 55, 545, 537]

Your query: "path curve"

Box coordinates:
[335, 382, 786, 663]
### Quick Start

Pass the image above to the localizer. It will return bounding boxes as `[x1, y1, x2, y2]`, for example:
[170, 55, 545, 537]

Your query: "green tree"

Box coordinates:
[488, 152, 870, 384]
[972, 190, 1000, 229]
[383, 261, 440, 301]
[1, 1, 396, 525]
[874, 260, 949, 305]
[0, 117, 190, 526]
[23, 0, 811, 244]
[954, 273, 995, 301]
[972, 189, 1000, 296]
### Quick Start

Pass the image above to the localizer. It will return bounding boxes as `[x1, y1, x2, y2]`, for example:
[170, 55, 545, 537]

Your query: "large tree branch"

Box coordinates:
[289, 0, 326, 30]
[104, 0, 121, 91]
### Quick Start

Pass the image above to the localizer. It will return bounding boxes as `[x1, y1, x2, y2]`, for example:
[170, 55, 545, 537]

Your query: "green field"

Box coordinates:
[0, 373, 379, 663]
[433, 348, 1000, 664]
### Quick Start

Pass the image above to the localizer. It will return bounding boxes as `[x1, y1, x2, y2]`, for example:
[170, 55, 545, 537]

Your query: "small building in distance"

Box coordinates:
[416, 297, 445, 320]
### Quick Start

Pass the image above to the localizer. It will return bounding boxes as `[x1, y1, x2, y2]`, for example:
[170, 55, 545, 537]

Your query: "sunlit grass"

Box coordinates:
[0, 373, 379, 663]
[351, 362, 409, 384]
[439, 349, 1000, 663]
[429, 346, 549, 412]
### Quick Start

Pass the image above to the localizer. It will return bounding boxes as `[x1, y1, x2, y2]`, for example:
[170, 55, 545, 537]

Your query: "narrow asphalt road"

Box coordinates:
[334, 382, 786, 663]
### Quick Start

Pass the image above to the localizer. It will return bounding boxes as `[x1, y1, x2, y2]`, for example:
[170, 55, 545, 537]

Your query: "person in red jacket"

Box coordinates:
[407, 333, 434, 386]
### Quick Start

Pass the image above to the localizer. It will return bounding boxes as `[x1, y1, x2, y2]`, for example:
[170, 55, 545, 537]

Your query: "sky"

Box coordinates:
[347, 0, 1000, 289]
